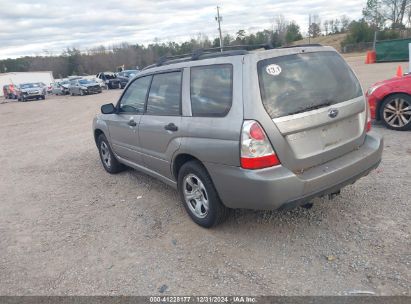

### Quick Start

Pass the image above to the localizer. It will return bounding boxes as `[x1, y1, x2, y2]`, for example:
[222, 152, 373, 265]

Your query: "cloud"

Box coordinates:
[0, 0, 365, 59]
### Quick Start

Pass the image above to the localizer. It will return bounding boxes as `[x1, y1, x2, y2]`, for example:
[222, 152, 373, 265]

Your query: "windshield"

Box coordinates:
[258, 51, 362, 118]
[124, 70, 138, 77]
[21, 83, 41, 89]
[79, 79, 92, 85]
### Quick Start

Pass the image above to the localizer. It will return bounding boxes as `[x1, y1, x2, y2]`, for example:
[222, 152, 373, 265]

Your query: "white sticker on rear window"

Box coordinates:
[266, 64, 282, 76]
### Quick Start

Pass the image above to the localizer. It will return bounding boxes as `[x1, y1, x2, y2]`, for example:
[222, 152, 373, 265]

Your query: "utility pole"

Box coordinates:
[308, 14, 311, 44]
[373, 31, 377, 50]
[215, 6, 223, 52]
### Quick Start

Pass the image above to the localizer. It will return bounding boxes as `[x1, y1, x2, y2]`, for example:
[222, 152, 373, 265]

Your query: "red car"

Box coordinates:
[366, 75, 411, 131]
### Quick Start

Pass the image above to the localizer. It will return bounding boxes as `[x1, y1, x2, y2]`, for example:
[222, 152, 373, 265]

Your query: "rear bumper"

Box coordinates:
[205, 132, 383, 210]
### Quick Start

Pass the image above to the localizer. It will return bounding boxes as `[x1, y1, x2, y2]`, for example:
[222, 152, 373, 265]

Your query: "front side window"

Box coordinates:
[190, 64, 233, 117]
[146, 71, 182, 116]
[119, 75, 152, 113]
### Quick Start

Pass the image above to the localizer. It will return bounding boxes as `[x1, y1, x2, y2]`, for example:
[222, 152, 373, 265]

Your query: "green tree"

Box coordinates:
[236, 29, 246, 43]
[285, 22, 303, 43]
[341, 20, 374, 46]
[362, 0, 386, 29]
[309, 23, 321, 38]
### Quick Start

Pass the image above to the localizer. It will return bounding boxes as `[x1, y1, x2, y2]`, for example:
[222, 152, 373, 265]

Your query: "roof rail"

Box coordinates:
[141, 44, 272, 70]
[280, 43, 323, 49]
[142, 43, 323, 70]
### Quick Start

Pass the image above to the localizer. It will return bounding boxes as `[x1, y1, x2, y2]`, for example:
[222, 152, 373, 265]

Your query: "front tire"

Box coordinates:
[97, 134, 125, 174]
[380, 93, 411, 131]
[178, 161, 229, 228]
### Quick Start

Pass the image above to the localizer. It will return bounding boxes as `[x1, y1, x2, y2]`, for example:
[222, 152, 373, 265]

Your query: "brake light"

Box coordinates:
[240, 120, 280, 169]
[366, 100, 372, 132]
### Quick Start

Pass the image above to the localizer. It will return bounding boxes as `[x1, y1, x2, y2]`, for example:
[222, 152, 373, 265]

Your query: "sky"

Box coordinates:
[0, 0, 366, 59]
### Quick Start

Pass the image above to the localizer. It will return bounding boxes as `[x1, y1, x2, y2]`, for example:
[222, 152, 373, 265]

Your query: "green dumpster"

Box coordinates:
[376, 38, 411, 62]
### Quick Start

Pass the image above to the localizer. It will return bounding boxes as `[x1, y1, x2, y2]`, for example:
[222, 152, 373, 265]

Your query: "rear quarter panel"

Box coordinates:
[175, 56, 244, 167]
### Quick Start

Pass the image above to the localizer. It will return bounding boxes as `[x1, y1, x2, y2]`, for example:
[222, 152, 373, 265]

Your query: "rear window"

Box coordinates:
[258, 51, 362, 119]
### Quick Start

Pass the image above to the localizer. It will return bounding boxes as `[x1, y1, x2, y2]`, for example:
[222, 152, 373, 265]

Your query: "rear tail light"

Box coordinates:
[366, 100, 372, 132]
[240, 120, 280, 169]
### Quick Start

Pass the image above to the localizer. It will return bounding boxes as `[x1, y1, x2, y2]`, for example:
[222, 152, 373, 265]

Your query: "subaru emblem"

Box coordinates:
[328, 108, 339, 118]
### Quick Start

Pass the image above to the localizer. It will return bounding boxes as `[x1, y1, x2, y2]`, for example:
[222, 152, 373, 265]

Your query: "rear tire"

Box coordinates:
[380, 93, 411, 131]
[178, 161, 229, 228]
[97, 134, 125, 174]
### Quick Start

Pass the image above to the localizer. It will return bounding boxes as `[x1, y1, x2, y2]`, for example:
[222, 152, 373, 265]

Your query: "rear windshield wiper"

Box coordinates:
[287, 100, 332, 116]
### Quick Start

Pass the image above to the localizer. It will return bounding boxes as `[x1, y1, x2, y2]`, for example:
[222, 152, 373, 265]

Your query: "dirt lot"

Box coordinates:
[0, 56, 410, 296]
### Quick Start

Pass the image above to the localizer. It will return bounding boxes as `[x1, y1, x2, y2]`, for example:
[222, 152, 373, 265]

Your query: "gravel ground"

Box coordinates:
[0, 56, 410, 295]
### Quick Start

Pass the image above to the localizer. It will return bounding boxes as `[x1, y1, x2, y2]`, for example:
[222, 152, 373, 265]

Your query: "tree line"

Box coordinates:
[0, 17, 304, 78]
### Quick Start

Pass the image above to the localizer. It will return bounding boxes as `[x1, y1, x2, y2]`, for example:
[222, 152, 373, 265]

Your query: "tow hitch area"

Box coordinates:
[328, 190, 341, 200]
[301, 203, 314, 209]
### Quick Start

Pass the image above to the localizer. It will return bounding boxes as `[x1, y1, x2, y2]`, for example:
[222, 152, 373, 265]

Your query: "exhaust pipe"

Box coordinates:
[328, 190, 341, 200]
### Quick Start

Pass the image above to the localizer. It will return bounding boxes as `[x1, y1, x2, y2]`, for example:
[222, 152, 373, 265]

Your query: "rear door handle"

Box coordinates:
[164, 123, 178, 132]
[128, 119, 137, 127]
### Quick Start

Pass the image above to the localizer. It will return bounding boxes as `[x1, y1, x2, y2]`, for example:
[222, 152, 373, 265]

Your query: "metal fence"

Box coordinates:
[341, 42, 374, 53]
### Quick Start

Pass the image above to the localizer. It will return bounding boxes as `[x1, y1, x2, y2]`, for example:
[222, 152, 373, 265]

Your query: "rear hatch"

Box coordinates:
[254, 49, 367, 172]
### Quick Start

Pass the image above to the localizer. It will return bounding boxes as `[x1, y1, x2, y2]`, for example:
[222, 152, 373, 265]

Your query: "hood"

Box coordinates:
[83, 83, 99, 88]
[371, 74, 411, 87]
[21, 87, 41, 93]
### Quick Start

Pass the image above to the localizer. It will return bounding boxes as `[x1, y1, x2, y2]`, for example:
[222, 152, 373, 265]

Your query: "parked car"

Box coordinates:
[116, 70, 140, 88]
[16, 82, 46, 101]
[117, 69, 139, 79]
[2, 84, 17, 99]
[366, 74, 411, 130]
[69, 78, 102, 96]
[39, 82, 52, 95]
[96, 72, 121, 89]
[93, 45, 383, 227]
[51, 80, 70, 95]
[117, 75, 129, 89]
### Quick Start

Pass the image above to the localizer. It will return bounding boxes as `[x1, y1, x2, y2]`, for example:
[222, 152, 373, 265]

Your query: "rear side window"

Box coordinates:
[190, 64, 233, 117]
[146, 71, 182, 116]
[119, 75, 152, 113]
[258, 51, 362, 119]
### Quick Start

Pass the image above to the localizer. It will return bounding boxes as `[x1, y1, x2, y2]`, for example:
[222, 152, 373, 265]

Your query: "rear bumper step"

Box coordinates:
[278, 160, 380, 210]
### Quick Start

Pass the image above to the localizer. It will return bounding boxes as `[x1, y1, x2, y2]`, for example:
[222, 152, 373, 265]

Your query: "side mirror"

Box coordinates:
[101, 103, 116, 114]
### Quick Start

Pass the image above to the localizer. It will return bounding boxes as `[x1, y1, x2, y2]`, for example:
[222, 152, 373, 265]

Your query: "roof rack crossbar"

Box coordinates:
[153, 43, 273, 67]
[143, 43, 323, 70]
[280, 43, 323, 49]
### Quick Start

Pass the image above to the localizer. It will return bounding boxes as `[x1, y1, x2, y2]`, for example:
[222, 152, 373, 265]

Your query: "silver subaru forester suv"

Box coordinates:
[93, 45, 383, 228]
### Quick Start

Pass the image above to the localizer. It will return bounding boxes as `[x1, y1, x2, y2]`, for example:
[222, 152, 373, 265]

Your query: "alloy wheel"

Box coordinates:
[383, 97, 411, 128]
[100, 141, 111, 168]
[183, 174, 209, 218]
